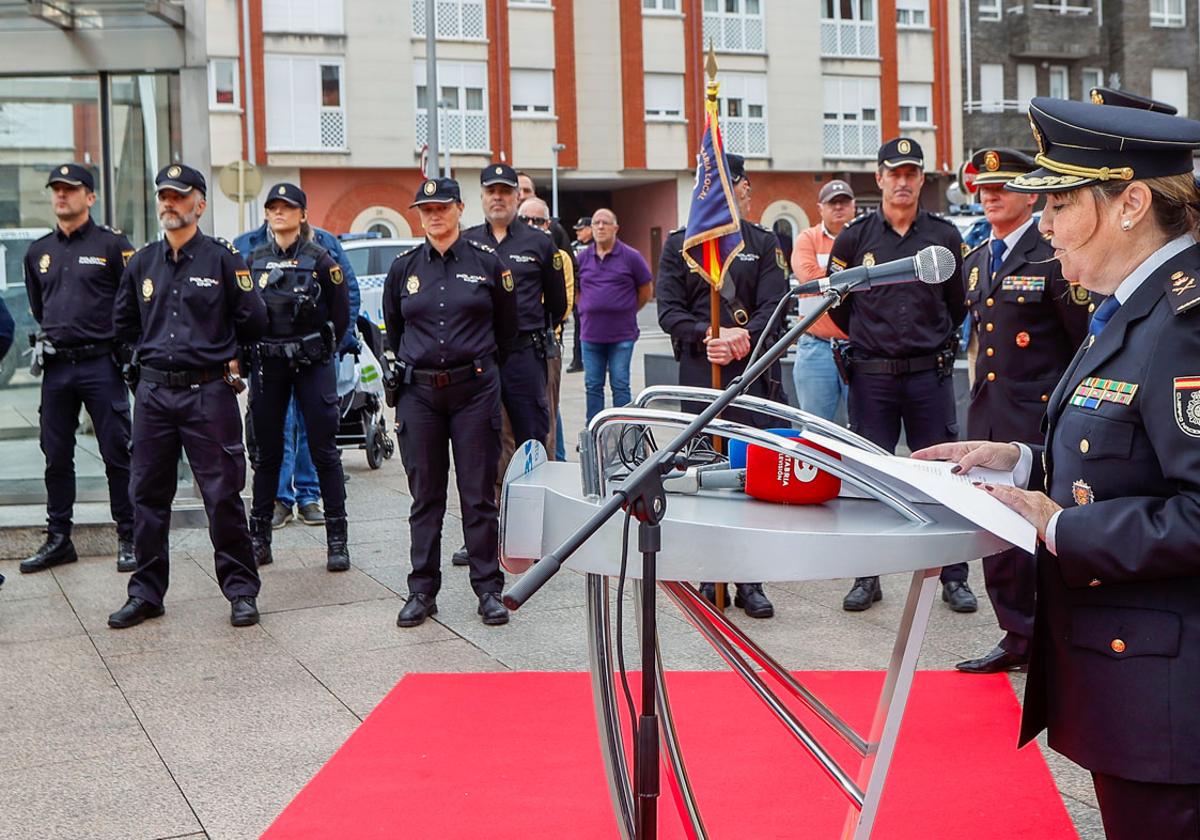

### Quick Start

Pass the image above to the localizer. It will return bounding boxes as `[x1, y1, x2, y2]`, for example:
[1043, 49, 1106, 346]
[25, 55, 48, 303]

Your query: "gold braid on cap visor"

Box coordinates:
[1034, 154, 1134, 182]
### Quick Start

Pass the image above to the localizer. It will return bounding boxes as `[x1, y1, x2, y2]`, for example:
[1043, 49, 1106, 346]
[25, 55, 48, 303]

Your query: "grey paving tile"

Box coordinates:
[0, 560, 63, 601]
[0, 593, 84, 645]
[255, 565, 394, 614]
[259, 597, 456, 659]
[53, 553, 221, 627]
[88, 596, 275, 658]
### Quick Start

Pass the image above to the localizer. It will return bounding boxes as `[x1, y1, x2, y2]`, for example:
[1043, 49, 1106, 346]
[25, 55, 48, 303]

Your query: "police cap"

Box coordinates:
[46, 163, 94, 192]
[411, 177, 462, 207]
[1089, 87, 1178, 115]
[155, 164, 207, 196]
[265, 182, 307, 210]
[969, 148, 1037, 188]
[1008, 97, 1200, 194]
[878, 137, 924, 169]
[480, 163, 519, 188]
[726, 153, 746, 183]
[574, 216, 592, 230]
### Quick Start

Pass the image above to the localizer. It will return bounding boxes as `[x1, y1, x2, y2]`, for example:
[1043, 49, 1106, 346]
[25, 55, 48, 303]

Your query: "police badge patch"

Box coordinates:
[330, 266, 344, 285]
[968, 266, 979, 291]
[142, 278, 154, 301]
[775, 247, 787, 271]
[1072, 480, 1094, 506]
[502, 270, 515, 292]
[406, 275, 420, 294]
[258, 272, 269, 289]
[1070, 283, 1090, 305]
[862, 252, 876, 268]
[38, 253, 50, 274]
[122, 249, 135, 267]
[236, 269, 253, 292]
[552, 251, 563, 271]
[1174, 377, 1200, 437]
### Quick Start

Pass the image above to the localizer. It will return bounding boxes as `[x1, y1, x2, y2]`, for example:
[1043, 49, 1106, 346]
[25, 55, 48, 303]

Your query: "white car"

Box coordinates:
[340, 235, 422, 329]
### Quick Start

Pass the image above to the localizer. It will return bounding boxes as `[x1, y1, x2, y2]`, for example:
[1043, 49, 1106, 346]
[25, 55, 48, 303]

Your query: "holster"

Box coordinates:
[831, 340, 851, 384]
[935, 339, 957, 382]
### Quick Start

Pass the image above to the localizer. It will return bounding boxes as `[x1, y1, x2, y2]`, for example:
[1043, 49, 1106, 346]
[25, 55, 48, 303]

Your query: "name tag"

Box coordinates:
[457, 273, 485, 284]
[735, 253, 759, 262]
[189, 276, 219, 288]
[78, 255, 107, 266]
[1070, 376, 1138, 409]
[507, 254, 535, 264]
[1001, 276, 1045, 292]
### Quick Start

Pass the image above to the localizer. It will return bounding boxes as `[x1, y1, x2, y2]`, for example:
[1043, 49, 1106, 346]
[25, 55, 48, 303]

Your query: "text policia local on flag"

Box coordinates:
[682, 93, 744, 290]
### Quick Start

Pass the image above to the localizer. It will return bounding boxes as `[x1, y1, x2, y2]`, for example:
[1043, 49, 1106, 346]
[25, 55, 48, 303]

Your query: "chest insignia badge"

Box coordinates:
[406, 275, 420, 295]
[38, 253, 50, 274]
[862, 252, 875, 268]
[258, 272, 270, 289]
[1072, 480, 1094, 506]
[142, 278, 154, 301]
[968, 266, 979, 291]
[1069, 283, 1091, 305]
[1070, 377, 1138, 409]
[502, 270, 515, 292]
[1174, 377, 1200, 437]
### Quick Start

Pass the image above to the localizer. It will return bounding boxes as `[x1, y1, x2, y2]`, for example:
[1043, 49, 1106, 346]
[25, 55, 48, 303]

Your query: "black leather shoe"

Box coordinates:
[230, 596, 259, 627]
[397, 593, 437, 627]
[843, 576, 882, 611]
[451, 545, 470, 567]
[478, 592, 510, 626]
[108, 596, 165, 629]
[116, 538, 136, 573]
[20, 533, 78, 574]
[735, 584, 775, 619]
[942, 581, 978, 613]
[956, 645, 1028, 674]
[325, 515, 350, 572]
[566, 362, 584, 373]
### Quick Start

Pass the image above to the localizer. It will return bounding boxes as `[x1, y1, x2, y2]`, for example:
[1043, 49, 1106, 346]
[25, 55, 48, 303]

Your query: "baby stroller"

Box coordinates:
[336, 315, 395, 469]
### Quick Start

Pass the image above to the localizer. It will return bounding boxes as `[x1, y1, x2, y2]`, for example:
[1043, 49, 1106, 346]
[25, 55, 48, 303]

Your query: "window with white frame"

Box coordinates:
[701, 0, 764, 53]
[644, 73, 684, 120]
[1151, 0, 1185, 26]
[643, 0, 679, 11]
[265, 55, 347, 151]
[1151, 67, 1189, 117]
[978, 0, 1001, 20]
[511, 69, 554, 117]
[209, 58, 239, 110]
[979, 63, 1004, 112]
[822, 76, 880, 160]
[821, 0, 878, 59]
[718, 72, 768, 156]
[1080, 68, 1103, 100]
[896, 0, 928, 27]
[414, 60, 489, 153]
[899, 83, 932, 126]
[1016, 63, 1037, 112]
[411, 0, 486, 40]
[1032, 0, 1092, 13]
[263, 0, 344, 34]
[1048, 65, 1068, 99]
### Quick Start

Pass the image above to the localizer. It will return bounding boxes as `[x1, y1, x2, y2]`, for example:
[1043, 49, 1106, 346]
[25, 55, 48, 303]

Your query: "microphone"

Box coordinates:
[793, 245, 956, 296]
[663, 439, 842, 504]
[663, 465, 746, 494]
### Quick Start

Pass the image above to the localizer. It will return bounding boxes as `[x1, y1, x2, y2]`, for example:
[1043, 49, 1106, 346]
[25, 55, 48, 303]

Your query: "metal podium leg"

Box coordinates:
[843, 568, 941, 840]
[587, 573, 636, 840]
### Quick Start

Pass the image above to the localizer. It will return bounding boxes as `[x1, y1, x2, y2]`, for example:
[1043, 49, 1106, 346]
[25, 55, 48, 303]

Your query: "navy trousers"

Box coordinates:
[39, 355, 133, 539]
[500, 343, 549, 448]
[128, 379, 259, 605]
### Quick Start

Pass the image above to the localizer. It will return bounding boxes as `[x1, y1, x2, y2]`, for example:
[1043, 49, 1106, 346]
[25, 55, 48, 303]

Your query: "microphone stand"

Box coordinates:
[503, 285, 846, 840]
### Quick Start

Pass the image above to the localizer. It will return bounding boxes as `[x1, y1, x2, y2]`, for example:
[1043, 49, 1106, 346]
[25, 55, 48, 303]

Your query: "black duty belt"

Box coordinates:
[47, 341, 114, 363]
[398, 355, 493, 388]
[848, 353, 939, 376]
[140, 365, 225, 387]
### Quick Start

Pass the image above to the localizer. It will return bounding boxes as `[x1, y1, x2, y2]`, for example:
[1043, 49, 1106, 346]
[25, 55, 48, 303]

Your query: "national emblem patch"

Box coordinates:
[1174, 377, 1200, 437]
[236, 269, 253, 292]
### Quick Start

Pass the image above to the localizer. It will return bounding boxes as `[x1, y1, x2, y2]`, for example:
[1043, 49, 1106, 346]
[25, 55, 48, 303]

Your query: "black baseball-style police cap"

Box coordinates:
[969, 148, 1037, 188]
[726, 153, 746, 183]
[411, 177, 462, 207]
[155, 164, 207, 196]
[1089, 87, 1178, 115]
[878, 137, 924, 169]
[265, 182, 307, 210]
[480, 163, 519, 188]
[574, 216, 592, 230]
[1008, 97, 1200, 194]
[46, 163, 94, 192]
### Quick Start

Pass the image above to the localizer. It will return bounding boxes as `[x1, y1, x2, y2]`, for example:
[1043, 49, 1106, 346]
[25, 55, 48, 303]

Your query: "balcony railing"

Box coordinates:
[820, 19, 878, 58]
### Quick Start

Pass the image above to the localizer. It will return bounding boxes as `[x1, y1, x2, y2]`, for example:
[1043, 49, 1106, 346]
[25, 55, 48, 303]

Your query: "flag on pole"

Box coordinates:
[682, 89, 743, 290]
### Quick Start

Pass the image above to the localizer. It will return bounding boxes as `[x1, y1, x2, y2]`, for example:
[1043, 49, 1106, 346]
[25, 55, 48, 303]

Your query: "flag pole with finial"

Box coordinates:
[704, 43, 723, 395]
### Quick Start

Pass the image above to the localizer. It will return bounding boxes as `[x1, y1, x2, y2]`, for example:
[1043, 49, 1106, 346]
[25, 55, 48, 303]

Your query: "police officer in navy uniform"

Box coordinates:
[246, 183, 350, 572]
[110, 164, 268, 629]
[385, 178, 519, 628]
[827, 137, 977, 613]
[955, 148, 1091, 674]
[448, 164, 566, 567]
[21, 164, 136, 574]
[656, 152, 788, 619]
[917, 97, 1200, 840]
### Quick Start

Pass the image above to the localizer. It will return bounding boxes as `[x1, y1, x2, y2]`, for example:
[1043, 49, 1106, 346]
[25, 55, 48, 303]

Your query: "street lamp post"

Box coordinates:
[551, 143, 566, 219]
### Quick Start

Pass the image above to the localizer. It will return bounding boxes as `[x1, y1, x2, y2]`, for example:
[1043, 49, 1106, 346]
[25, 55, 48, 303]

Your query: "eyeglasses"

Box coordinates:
[519, 215, 549, 227]
[590, 220, 615, 227]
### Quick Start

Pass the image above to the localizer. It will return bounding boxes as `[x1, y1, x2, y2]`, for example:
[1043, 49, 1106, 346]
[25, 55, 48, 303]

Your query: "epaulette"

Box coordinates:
[466, 239, 496, 255]
[745, 220, 770, 232]
[668, 225, 686, 236]
[925, 212, 959, 229]
[32, 229, 54, 243]
[964, 239, 988, 260]
[98, 223, 124, 236]
[392, 245, 420, 263]
[215, 236, 240, 255]
[1165, 268, 1200, 316]
[842, 211, 873, 230]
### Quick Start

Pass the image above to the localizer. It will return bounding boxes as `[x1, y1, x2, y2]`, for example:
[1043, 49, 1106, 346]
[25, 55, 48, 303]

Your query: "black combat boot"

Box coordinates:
[325, 515, 350, 572]
[249, 516, 273, 567]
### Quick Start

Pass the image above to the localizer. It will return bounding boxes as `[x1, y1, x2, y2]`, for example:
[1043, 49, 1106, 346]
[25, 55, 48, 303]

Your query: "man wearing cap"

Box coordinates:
[956, 148, 1090, 674]
[21, 163, 137, 575]
[385, 177, 518, 628]
[790, 179, 855, 422]
[567, 216, 593, 373]
[110, 164, 268, 629]
[244, 183, 351, 573]
[656, 152, 788, 619]
[827, 137, 976, 613]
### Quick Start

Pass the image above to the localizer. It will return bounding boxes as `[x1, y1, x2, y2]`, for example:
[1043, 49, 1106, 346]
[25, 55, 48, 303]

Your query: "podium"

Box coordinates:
[500, 387, 1012, 839]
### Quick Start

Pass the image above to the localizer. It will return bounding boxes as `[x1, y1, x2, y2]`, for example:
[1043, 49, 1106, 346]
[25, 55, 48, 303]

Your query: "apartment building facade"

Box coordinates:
[962, 0, 1199, 156]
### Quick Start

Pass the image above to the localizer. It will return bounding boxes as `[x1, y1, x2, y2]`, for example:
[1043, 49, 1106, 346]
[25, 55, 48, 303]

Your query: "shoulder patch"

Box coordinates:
[235, 268, 253, 292]
[1166, 270, 1200, 316]
[330, 265, 344, 285]
[216, 237, 240, 255]
[775, 247, 787, 271]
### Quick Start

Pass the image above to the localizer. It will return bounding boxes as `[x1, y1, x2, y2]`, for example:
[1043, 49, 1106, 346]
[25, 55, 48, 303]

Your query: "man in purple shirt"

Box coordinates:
[576, 208, 654, 422]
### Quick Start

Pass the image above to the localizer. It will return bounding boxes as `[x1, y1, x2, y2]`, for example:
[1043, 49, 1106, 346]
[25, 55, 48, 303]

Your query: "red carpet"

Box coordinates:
[265, 671, 1077, 839]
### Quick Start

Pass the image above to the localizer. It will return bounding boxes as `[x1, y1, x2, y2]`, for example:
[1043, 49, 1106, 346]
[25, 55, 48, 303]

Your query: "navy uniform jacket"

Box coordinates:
[656, 221, 789, 352]
[826, 210, 967, 358]
[248, 238, 351, 345]
[24, 218, 135, 346]
[1020, 240, 1200, 785]
[114, 231, 267, 371]
[462, 221, 567, 333]
[383, 236, 519, 369]
[965, 222, 1090, 443]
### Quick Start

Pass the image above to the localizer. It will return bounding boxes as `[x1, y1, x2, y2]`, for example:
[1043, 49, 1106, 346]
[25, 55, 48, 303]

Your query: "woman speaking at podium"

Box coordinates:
[914, 97, 1200, 839]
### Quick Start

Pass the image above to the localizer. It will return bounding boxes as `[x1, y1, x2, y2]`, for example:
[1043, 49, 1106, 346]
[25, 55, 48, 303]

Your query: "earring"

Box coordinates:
[1121, 219, 1133, 231]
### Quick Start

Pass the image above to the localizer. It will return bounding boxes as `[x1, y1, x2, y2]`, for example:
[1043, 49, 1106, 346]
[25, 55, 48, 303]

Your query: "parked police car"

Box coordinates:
[340, 234, 422, 330]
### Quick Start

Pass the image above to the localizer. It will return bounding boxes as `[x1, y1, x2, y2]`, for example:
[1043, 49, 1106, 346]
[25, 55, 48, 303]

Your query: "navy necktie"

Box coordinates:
[989, 239, 1006, 278]
[1089, 296, 1120, 338]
